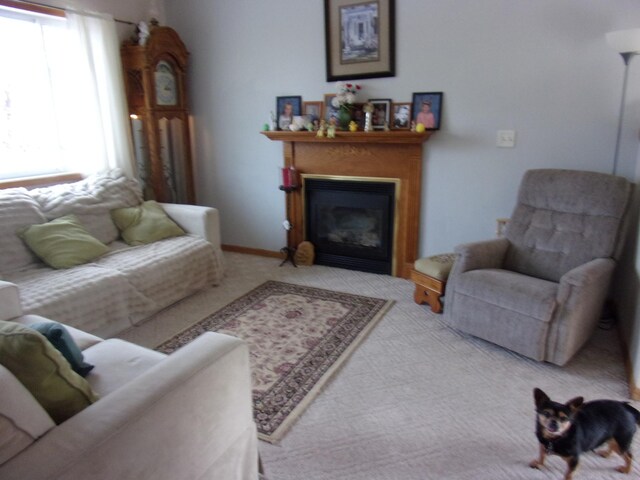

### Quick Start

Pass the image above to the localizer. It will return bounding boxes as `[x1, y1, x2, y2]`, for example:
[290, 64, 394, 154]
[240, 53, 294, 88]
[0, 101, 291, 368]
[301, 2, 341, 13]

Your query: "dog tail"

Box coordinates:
[624, 403, 640, 424]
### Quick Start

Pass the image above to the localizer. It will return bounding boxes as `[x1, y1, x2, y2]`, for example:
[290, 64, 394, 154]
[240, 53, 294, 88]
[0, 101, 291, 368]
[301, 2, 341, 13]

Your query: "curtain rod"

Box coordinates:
[0, 0, 137, 25]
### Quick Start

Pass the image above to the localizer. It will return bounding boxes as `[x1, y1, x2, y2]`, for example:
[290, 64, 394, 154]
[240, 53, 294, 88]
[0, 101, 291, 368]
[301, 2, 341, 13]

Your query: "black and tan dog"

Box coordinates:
[529, 388, 640, 479]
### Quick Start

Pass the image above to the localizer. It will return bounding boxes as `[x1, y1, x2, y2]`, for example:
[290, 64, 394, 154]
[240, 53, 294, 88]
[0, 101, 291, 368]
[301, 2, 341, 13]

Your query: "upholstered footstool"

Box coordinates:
[410, 253, 456, 313]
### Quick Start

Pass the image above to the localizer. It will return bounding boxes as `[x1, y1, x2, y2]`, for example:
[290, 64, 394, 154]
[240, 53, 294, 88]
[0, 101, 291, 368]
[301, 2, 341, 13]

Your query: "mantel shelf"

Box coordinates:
[261, 130, 433, 144]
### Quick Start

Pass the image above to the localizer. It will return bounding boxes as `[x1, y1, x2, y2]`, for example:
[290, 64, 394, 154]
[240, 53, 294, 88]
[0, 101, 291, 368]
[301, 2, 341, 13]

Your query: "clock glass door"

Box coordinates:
[154, 60, 177, 106]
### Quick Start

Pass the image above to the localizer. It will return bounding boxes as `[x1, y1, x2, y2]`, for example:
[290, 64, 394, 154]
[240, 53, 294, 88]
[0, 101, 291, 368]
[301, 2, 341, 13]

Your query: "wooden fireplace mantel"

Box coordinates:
[261, 130, 433, 144]
[262, 130, 433, 278]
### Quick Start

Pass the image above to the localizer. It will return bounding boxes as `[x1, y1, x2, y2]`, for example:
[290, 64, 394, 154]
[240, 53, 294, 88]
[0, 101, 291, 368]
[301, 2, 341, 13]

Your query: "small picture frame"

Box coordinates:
[411, 92, 443, 131]
[276, 96, 302, 130]
[368, 98, 391, 130]
[303, 101, 323, 123]
[323, 94, 339, 124]
[391, 102, 412, 130]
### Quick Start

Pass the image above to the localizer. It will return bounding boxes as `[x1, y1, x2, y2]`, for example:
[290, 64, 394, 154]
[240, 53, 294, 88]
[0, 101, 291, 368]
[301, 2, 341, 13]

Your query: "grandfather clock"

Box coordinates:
[121, 25, 195, 204]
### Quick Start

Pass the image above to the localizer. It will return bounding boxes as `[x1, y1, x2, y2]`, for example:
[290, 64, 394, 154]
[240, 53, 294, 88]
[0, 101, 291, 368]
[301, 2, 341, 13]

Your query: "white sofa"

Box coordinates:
[0, 282, 259, 480]
[0, 170, 225, 338]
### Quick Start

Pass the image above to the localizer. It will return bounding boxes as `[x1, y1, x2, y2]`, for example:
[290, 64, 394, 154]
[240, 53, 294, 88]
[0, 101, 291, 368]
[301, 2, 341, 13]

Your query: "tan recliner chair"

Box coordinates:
[444, 169, 632, 366]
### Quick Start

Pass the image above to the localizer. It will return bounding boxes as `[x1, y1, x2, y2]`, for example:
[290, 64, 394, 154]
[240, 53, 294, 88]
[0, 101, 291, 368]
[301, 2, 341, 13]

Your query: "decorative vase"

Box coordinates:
[337, 107, 352, 131]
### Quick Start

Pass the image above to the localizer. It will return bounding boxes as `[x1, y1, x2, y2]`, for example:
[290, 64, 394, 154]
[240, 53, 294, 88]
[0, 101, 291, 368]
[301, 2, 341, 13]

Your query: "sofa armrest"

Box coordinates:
[160, 203, 222, 250]
[0, 332, 258, 480]
[0, 281, 22, 320]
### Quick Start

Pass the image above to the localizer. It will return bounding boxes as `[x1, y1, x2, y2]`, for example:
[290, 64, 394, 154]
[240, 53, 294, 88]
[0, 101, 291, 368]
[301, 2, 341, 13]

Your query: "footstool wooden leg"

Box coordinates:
[413, 284, 443, 313]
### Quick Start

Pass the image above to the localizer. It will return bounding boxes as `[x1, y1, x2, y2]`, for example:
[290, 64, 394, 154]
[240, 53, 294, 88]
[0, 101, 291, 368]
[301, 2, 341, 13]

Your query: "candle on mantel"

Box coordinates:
[281, 167, 291, 188]
[281, 166, 298, 188]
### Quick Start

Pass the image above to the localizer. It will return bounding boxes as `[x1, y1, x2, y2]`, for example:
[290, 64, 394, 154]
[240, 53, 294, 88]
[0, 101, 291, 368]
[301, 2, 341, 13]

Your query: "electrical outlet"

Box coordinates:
[497, 130, 516, 148]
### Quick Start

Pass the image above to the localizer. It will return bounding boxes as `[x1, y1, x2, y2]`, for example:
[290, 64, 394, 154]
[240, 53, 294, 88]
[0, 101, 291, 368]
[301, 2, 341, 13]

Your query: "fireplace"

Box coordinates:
[261, 130, 433, 278]
[304, 177, 397, 274]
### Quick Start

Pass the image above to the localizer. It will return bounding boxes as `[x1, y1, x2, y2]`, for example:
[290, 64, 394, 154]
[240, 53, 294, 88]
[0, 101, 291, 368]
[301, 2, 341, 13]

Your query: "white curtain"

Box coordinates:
[65, 11, 136, 178]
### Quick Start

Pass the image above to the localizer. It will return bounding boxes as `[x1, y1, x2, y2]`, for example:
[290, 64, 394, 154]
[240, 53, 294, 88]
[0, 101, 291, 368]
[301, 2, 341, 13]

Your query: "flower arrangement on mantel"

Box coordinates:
[331, 81, 361, 130]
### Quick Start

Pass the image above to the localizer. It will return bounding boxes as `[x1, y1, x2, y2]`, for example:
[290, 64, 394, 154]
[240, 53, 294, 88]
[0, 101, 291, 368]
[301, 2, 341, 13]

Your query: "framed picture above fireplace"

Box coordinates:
[324, 0, 396, 81]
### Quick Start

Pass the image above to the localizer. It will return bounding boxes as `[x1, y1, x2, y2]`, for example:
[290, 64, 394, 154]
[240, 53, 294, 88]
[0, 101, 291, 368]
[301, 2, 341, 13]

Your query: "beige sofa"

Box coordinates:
[0, 282, 259, 480]
[0, 170, 225, 338]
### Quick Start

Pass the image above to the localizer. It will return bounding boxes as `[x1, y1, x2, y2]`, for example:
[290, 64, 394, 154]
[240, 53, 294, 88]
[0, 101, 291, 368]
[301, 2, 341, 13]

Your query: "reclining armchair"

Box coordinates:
[444, 169, 632, 366]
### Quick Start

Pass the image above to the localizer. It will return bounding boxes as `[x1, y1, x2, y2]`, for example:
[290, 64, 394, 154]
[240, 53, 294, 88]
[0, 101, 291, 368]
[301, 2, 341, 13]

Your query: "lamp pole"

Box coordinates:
[612, 52, 636, 176]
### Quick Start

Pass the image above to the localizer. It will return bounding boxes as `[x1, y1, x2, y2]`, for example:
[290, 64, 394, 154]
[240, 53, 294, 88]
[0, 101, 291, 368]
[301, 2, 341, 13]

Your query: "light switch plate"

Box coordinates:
[497, 130, 516, 148]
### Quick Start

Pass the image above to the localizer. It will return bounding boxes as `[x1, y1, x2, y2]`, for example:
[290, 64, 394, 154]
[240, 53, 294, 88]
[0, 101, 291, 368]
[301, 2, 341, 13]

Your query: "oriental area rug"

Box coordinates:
[156, 280, 393, 443]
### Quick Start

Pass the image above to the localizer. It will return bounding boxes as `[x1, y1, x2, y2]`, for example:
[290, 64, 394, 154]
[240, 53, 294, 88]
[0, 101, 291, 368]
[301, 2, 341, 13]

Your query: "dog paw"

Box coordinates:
[615, 465, 631, 474]
[529, 460, 542, 469]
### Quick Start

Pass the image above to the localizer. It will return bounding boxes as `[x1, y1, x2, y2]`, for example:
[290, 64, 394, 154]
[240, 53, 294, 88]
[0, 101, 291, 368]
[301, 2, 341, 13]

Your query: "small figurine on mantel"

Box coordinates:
[383, 121, 390, 132]
[316, 120, 326, 137]
[327, 121, 336, 138]
[270, 111, 277, 132]
[349, 120, 358, 132]
[410, 121, 416, 132]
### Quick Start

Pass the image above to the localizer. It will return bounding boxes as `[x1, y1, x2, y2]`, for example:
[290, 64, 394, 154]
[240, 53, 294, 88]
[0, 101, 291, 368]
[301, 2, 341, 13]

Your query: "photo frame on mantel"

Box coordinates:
[324, 0, 395, 81]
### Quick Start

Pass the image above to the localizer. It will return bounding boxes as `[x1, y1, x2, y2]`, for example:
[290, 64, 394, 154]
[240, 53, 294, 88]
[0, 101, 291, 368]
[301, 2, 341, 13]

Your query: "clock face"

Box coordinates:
[154, 61, 177, 106]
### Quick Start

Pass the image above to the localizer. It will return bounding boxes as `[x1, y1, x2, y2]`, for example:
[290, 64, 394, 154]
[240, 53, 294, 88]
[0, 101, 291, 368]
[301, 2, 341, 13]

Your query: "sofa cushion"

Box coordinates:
[111, 200, 185, 246]
[0, 188, 46, 274]
[95, 235, 220, 325]
[83, 339, 165, 397]
[21, 214, 109, 269]
[0, 320, 98, 424]
[29, 322, 94, 377]
[29, 169, 144, 245]
[0, 364, 55, 465]
[2, 264, 156, 338]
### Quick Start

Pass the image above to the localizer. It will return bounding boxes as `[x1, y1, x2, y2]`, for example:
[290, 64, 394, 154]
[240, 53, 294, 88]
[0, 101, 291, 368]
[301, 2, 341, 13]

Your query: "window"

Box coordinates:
[0, 5, 102, 180]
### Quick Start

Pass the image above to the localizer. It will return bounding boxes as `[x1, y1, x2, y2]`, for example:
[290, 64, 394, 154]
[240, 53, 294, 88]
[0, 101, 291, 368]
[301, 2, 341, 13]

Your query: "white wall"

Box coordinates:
[165, 0, 640, 255]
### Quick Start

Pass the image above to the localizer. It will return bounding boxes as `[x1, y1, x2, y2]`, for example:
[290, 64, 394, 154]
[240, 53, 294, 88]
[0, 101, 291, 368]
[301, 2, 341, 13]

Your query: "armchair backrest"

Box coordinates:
[504, 169, 632, 282]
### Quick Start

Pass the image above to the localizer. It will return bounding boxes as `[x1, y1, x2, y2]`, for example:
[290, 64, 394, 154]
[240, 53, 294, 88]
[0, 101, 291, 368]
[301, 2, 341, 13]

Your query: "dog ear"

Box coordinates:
[567, 397, 584, 412]
[533, 388, 549, 408]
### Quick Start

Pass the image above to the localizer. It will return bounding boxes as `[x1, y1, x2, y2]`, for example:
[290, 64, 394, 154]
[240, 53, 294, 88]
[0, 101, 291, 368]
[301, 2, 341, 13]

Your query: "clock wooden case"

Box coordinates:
[121, 25, 195, 203]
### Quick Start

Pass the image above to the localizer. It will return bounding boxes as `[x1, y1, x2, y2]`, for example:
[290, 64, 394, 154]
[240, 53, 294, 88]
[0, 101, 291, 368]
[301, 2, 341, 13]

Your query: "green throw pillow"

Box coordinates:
[0, 320, 98, 424]
[29, 322, 94, 377]
[21, 214, 109, 269]
[111, 200, 185, 246]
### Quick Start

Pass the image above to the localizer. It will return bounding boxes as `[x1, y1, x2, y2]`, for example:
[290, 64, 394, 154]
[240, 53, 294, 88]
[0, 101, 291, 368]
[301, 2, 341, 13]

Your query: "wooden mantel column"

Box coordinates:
[261, 131, 433, 278]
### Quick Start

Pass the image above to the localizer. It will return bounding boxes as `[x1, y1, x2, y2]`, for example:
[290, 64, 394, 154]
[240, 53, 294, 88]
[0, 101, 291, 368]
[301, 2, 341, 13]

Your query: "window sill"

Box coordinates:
[0, 172, 84, 190]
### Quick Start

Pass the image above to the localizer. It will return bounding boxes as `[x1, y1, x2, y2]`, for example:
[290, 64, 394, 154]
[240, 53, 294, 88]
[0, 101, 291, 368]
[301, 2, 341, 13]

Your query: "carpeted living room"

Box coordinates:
[2, 1, 640, 480]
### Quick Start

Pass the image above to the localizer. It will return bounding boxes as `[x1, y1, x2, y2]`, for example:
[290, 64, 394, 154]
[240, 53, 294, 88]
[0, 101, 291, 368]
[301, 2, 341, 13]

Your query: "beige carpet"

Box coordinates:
[117, 252, 639, 480]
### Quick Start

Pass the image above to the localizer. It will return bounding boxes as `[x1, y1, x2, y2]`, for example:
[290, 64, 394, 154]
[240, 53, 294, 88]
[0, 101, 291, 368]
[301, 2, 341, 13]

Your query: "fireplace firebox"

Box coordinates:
[304, 177, 396, 274]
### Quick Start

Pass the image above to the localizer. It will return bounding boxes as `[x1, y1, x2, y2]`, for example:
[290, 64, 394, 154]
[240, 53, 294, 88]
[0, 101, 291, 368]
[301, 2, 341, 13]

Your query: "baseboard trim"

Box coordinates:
[222, 244, 283, 259]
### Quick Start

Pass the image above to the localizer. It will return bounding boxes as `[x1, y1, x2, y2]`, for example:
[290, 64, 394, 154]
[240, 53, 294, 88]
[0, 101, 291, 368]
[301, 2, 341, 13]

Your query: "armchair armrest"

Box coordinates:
[453, 238, 509, 273]
[0, 281, 22, 320]
[1, 332, 258, 480]
[557, 258, 616, 304]
[546, 258, 616, 365]
[160, 203, 222, 250]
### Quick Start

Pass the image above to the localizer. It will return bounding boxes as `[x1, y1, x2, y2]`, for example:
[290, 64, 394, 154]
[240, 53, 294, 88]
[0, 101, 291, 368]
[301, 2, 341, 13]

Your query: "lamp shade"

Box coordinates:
[606, 28, 640, 53]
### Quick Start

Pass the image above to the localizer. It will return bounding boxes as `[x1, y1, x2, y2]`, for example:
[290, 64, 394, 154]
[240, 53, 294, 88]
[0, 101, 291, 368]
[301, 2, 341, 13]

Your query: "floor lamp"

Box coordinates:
[606, 28, 640, 176]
